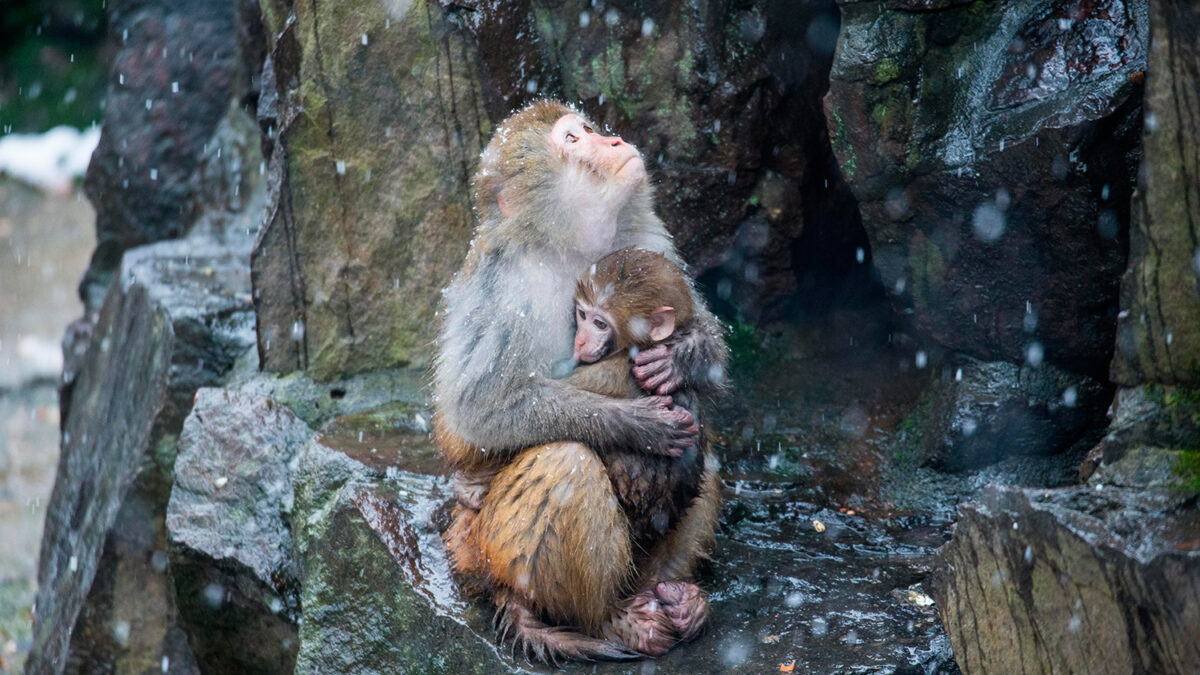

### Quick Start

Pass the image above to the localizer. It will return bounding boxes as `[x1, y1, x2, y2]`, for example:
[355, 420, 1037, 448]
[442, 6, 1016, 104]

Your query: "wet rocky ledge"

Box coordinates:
[161, 370, 960, 673]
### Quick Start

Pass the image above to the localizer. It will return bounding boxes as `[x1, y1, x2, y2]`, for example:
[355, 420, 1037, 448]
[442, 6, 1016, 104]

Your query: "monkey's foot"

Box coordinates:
[654, 581, 709, 642]
[604, 590, 680, 656]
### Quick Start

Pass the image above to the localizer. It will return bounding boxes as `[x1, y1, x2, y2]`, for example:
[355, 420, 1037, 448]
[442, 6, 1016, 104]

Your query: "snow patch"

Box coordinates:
[0, 126, 100, 193]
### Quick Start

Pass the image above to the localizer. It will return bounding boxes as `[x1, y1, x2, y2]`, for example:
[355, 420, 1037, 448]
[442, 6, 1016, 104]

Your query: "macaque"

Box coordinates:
[571, 246, 696, 386]
[565, 247, 708, 548]
[435, 100, 728, 661]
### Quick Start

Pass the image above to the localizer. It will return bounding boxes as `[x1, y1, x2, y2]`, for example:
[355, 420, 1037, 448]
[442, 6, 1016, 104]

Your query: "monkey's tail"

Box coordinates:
[494, 590, 639, 664]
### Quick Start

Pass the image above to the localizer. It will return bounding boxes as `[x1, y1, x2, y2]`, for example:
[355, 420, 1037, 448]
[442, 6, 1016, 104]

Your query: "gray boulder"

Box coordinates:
[28, 232, 256, 673]
[932, 484, 1200, 674]
[166, 388, 314, 673]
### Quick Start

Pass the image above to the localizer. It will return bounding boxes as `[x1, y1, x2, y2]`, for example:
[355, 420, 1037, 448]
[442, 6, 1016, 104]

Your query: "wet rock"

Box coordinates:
[80, 0, 243, 312]
[290, 417, 502, 672]
[229, 367, 430, 432]
[912, 357, 1110, 471]
[252, 0, 869, 381]
[166, 388, 314, 673]
[827, 0, 1147, 375]
[1111, 0, 1200, 388]
[1079, 384, 1200, 488]
[251, 0, 488, 380]
[27, 230, 256, 673]
[932, 483, 1200, 674]
[648, 492, 958, 674]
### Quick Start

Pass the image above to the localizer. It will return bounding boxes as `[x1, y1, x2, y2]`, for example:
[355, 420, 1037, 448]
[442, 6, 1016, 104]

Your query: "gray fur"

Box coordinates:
[434, 147, 726, 459]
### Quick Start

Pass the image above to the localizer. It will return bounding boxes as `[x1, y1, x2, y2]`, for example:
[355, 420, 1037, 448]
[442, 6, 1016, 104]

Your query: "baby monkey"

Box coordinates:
[451, 247, 707, 549]
[566, 247, 705, 548]
[572, 247, 695, 385]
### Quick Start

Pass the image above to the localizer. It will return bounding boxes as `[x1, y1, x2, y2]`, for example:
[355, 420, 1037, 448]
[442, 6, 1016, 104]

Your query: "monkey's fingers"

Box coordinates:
[665, 406, 696, 429]
[640, 367, 679, 393]
[654, 374, 686, 396]
[632, 357, 670, 379]
[633, 344, 671, 366]
[642, 394, 674, 410]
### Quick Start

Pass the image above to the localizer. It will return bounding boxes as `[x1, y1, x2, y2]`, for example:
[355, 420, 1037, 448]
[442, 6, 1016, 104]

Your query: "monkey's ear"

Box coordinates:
[649, 306, 677, 342]
[497, 188, 513, 218]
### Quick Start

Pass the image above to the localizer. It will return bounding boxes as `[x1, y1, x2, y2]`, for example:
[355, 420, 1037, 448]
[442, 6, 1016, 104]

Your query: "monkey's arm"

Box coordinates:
[435, 263, 696, 459]
[444, 373, 696, 460]
[634, 291, 729, 398]
[563, 353, 642, 399]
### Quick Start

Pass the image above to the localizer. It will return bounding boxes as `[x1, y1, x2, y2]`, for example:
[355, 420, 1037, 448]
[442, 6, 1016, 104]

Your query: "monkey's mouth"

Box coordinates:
[615, 154, 644, 177]
[574, 348, 606, 364]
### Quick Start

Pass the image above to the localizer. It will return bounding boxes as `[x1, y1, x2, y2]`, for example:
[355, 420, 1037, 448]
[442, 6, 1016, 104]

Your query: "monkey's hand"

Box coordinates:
[633, 395, 698, 457]
[635, 295, 730, 397]
[632, 344, 683, 395]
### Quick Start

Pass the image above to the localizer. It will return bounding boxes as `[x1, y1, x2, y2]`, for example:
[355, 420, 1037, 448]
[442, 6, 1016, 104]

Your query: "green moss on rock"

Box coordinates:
[873, 59, 900, 84]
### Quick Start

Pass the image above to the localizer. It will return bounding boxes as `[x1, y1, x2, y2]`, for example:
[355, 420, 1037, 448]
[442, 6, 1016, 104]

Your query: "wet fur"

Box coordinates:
[436, 100, 728, 660]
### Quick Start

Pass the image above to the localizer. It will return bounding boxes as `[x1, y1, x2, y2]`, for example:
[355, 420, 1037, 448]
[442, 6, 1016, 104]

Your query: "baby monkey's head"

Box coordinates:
[573, 247, 695, 364]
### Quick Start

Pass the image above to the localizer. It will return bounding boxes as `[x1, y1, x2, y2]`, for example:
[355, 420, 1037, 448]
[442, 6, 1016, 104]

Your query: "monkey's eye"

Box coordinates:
[565, 132, 579, 143]
[582, 124, 594, 134]
[593, 318, 608, 331]
[577, 307, 586, 320]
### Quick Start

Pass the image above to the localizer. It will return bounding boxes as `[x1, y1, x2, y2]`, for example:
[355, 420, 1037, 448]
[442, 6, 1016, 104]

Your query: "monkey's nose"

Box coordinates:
[607, 136, 623, 146]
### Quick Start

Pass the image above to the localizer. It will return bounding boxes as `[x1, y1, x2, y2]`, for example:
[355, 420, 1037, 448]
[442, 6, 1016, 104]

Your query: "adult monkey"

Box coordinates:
[435, 101, 727, 661]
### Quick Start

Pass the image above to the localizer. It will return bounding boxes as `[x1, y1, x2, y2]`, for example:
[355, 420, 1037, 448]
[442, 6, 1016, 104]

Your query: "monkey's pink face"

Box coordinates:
[549, 114, 645, 185]
[573, 301, 615, 363]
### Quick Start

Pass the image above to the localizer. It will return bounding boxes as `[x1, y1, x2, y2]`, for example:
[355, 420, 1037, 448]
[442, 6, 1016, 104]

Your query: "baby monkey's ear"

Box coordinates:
[649, 306, 677, 342]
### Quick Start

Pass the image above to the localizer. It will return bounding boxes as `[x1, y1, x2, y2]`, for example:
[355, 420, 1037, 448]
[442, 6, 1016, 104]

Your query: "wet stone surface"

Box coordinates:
[641, 489, 956, 674]
[279, 309, 963, 673]
[167, 388, 314, 673]
[933, 483, 1200, 674]
[300, 413, 959, 673]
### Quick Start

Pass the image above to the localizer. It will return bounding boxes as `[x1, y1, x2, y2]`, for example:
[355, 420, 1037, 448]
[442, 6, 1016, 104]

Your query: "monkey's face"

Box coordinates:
[573, 300, 616, 363]
[549, 114, 645, 187]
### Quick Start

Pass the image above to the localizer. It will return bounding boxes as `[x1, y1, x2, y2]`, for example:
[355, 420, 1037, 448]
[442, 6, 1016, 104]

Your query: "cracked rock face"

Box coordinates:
[826, 0, 1148, 376]
[250, 0, 487, 380]
[931, 483, 1200, 675]
[1110, 0, 1200, 388]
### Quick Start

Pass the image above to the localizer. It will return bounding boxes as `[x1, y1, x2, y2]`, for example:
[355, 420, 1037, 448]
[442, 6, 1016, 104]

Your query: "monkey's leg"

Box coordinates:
[494, 589, 636, 663]
[471, 442, 643, 660]
[643, 454, 721, 581]
[636, 454, 722, 641]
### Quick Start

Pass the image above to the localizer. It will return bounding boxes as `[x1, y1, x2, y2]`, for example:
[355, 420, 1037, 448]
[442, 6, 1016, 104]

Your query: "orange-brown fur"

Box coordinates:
[575, 247, 696, 353]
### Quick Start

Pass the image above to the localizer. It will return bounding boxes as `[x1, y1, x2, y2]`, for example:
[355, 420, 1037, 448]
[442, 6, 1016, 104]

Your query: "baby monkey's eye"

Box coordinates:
[582, 124, 594, 134]
[592, 318, 608, 331]
[577, 307, 586, 320]
[565, 132, 579, 143]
